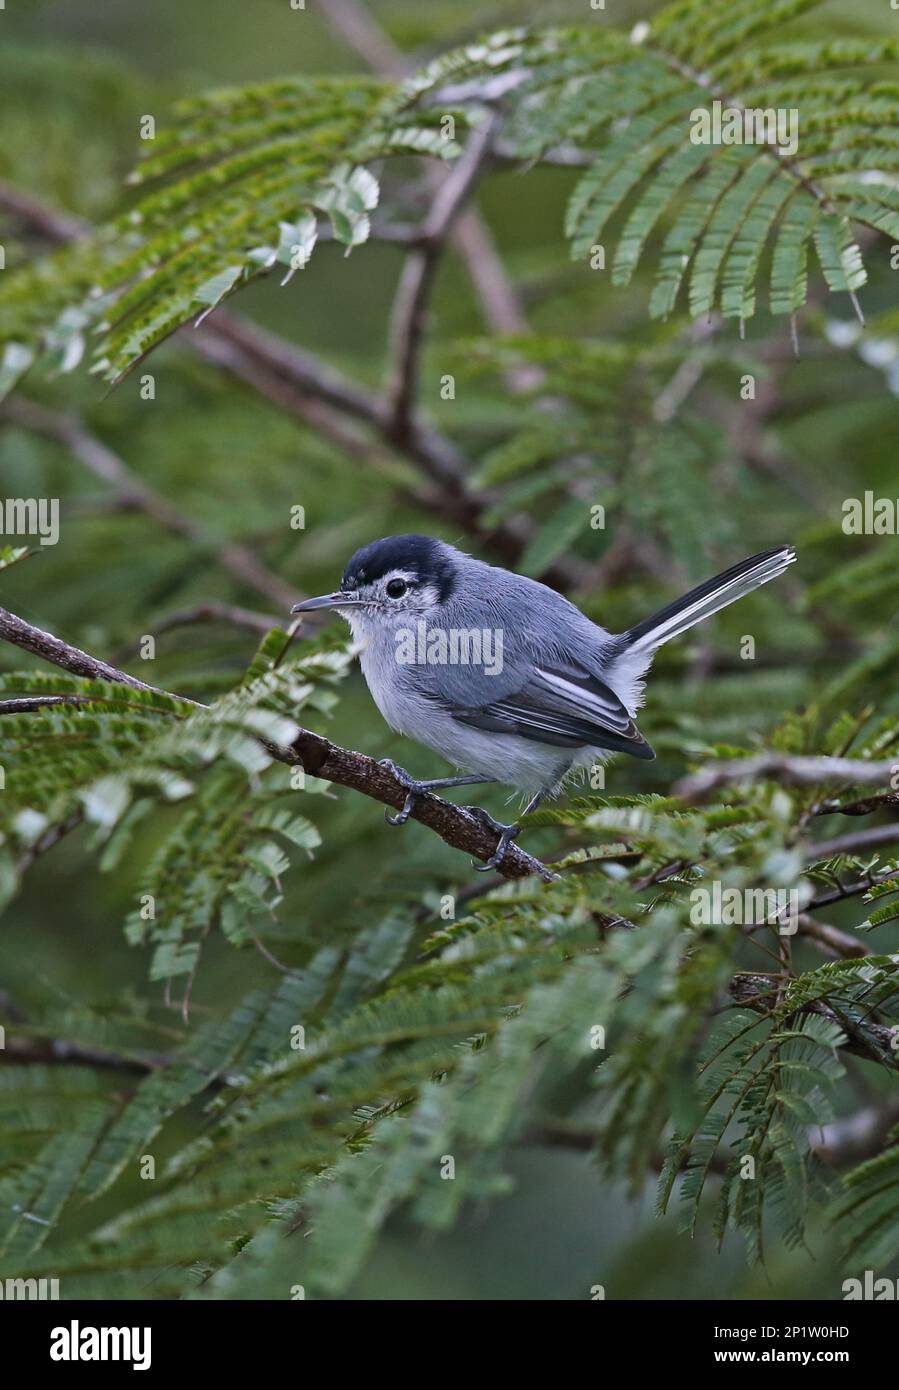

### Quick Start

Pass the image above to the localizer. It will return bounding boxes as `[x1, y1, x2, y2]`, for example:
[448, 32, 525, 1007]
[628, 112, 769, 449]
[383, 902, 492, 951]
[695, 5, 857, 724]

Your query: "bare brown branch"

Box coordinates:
[809, 823, 899, 860]
[386, 114, 500, 441]
[796, 913, 870, 960]
[810, 1095, 899, 1167]
[676, 753, 898, 802]
[321, 0, 532, 340]
[1, 396, 299, 612]
[0, 181, 586, 593]
[728, 972, 899, 1070]
[150, 602, 278, 637]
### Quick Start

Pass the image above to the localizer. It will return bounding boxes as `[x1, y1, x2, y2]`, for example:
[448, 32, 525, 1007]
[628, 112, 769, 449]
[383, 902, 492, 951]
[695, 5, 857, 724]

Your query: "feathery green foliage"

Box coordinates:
[3, 1, 899, 399]
[3, 673, 899, 1292]
[0, 631, 352, 980]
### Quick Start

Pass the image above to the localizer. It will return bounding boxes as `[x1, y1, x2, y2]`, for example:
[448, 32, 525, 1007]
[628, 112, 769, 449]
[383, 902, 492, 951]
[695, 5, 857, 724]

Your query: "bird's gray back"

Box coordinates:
[406, 556, 616, 707]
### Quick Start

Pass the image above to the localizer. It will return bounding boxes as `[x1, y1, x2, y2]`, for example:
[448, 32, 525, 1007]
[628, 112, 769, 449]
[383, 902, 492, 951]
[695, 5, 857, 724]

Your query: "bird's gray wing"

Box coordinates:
[445, 659, 655, 760]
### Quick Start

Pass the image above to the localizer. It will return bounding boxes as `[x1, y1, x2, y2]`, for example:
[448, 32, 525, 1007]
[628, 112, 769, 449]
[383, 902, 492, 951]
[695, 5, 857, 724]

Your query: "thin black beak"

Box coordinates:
[290, 591, 360, 614]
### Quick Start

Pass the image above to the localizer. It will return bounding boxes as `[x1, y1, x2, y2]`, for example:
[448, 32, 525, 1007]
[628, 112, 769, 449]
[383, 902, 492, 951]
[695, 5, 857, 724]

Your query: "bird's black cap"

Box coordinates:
[342, 535, 457, 601]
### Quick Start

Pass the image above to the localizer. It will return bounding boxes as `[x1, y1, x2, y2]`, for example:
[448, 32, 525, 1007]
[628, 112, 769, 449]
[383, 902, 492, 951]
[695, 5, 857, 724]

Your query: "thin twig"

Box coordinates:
[815, 792, 899, 818]
[0, 695, 91, 714]
[676, 753, 898, 802]
[796, 913, 870, 960]
[0, 183, 583, 593]
[809, 823, 899, 860]
[809, 1095, 899, 1167]
[728, 973, 898, 1070]
[0, 1033, 167, 1075]
[150, 602, 277, 637]
[16, 809, 85, 874]
[322, 0, 533, 343]
[387, 114, 501, 441]
[0, 180, 87, 241]
[1, 396, 298, 612]
[808, 866, 896, 911]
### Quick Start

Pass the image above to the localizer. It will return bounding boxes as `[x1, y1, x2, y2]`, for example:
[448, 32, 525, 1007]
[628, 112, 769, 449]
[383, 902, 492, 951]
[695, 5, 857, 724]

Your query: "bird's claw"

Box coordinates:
[467, 806, 521, 873]
[385, 791, 417, 826]
[379, 758, 431, 826]
[379, 766, 555, 882]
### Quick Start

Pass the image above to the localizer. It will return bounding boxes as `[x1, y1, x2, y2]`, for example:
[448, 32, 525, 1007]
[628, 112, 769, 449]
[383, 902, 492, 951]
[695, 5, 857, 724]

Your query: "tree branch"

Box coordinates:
[809, 1095, 899, 1167]
[815, 792, 899, 818]
[1, 396, 299, 612]
[0, 605, 189, 697]
[0, 604, 553, 880]
[0, 183, 584, 594]
[322, 0, 532, 341]
[675, 753, 898, 802]
[796, 913, 870, 960]
[728, 973, 899, 1070]
[192, 310, 584, 589]
[386, 113, 500, 441]
[16, 809, 84, 875]
[0, 179, 87, 242]
[326, 0, 543, 398]
[809, 866, 897, 911]
[0, 1032, 166, 1076]
[0, 695, 91, 714]
[149, 601, 278, 637]
[808, 823, 899, 861]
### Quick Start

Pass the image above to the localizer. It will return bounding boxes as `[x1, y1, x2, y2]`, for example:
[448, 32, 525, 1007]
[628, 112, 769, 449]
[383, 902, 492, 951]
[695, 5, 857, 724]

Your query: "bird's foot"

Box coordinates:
[467, 806, 522, 873]
[379, 758, 486, 826]
[378, 758, 432, 825]
[379, 761, 496, 826]
[379, 771, 556, 882]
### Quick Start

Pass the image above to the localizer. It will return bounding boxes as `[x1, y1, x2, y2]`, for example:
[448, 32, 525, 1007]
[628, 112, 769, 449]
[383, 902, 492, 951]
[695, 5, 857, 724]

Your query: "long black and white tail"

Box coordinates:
[621, 546, 796, 657]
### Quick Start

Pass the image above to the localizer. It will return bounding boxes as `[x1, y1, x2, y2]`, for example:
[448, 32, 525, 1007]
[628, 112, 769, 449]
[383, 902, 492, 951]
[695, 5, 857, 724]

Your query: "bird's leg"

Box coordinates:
[378, 758, 498, 827]
[469, 789, 548, 874]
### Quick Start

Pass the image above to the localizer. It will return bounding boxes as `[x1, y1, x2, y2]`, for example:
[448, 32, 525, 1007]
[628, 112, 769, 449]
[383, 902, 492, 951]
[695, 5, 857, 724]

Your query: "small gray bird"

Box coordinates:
[292, 536, 795, 873]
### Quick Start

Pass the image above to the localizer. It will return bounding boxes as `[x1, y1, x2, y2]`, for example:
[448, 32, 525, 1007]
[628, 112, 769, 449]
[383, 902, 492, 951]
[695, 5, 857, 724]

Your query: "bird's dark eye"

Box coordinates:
[385, 578, 407, 599]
